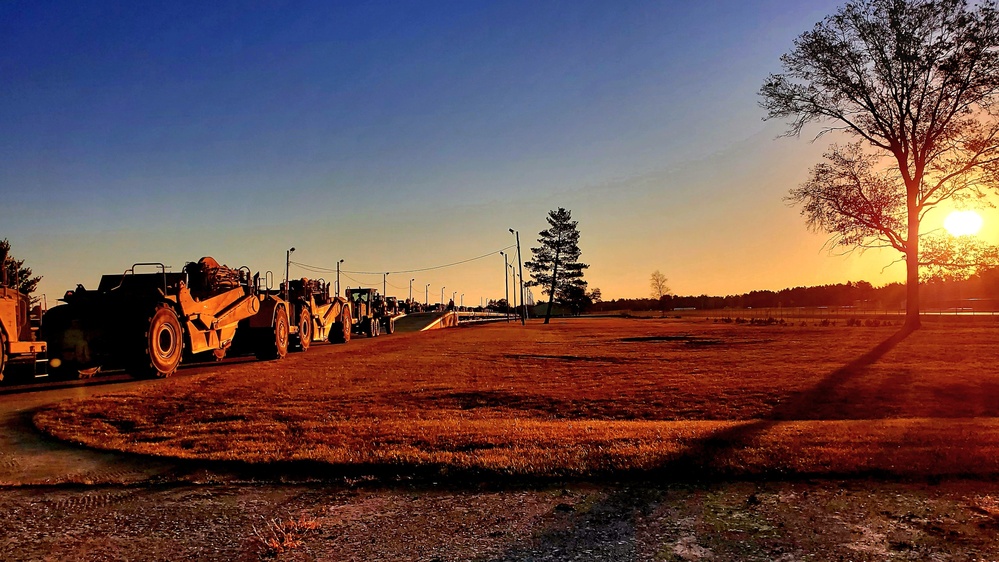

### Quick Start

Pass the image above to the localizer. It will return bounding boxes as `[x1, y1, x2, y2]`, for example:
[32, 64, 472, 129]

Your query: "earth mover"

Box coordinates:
[285, 278, 352, 348]
[345, 287, 396, 337]
[43, 257, 290, 378]
[0, 268, 46, 381]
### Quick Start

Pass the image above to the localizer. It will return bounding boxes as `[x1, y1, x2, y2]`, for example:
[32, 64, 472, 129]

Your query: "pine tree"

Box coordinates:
[524, 208, 589, 324]
[0, 239, 41, 295]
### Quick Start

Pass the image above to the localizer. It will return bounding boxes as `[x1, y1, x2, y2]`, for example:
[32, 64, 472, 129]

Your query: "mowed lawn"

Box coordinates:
[33, 317, 999, 478]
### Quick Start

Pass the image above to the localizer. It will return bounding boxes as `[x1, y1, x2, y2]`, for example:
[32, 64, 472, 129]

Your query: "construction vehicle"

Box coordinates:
[43, 257, 290, 378]
[0, 267, 46, 381]
[285, 278, 352, 348]
[345, 287, 396, 337]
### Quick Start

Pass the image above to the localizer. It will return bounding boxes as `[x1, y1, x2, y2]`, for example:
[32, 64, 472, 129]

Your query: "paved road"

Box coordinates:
[0, 368, 206, 486]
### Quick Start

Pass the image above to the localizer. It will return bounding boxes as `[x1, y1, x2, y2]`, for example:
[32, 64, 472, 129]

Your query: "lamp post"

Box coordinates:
[284, 247, 296, 301]
[508, 265, 518, 312]
[500, 251, 510, 321]
[510, 228, 526, 324]
[409, 278, 415, 302]
[452, 291, 457, 306]
[425, 283, 430, 307]
[335, 259, 344, 297]
[460, 293, 464, 308]
[441, 286, 445, 308]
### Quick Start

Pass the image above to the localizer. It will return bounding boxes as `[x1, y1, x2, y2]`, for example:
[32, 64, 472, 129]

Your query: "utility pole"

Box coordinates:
[383, 272, 388, 297]
[441, 286, 445, 308]
[500, 251, 510, 321]
[425, 283, 430, 307]
[409, 278, 415, 302]
[510, 228, 526, 324]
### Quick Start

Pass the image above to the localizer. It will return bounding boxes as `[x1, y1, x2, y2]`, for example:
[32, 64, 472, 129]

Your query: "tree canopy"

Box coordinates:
[760, 0, 999, 330]
[524, 208, 589, 324]
[0, 239, 41, 296]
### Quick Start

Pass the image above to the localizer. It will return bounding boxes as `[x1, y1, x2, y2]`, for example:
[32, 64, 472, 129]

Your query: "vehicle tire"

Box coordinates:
[0, 331, 7, 382]
[385, 317, 396, 335]
[256, 306, 290, 360]
[366, 316, 377, 338]
[134, 304, 183, 378]
[329, 307, 351, 344]
[296, 305, 312, 351]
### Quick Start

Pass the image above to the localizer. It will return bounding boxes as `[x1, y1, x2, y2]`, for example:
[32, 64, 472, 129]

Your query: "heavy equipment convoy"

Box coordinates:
[43, 257, 290, 378]
[0, 269, 46, 381]
[285, 278, 352, 348]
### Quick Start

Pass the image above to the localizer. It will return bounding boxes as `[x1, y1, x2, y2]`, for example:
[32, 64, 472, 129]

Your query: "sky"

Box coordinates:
[3, 0, 997, 305]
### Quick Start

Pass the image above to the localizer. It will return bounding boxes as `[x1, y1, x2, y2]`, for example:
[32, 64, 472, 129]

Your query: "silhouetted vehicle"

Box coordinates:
[43, 257, 290, 378]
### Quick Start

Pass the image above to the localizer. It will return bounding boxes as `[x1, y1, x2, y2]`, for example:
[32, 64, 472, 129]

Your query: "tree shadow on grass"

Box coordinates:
[487, 328, 918, 561]
[665, 326, 915, 475]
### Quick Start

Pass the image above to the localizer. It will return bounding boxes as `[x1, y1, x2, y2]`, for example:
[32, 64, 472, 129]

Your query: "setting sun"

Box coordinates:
[944, 210, 984, 237]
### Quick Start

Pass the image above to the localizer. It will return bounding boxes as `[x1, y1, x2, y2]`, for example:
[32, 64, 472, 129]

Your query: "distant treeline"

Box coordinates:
[592, 270, 999, 312]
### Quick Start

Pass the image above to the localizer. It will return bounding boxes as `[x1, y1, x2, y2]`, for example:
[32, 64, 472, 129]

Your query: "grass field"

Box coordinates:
[33, 317, 999, 479]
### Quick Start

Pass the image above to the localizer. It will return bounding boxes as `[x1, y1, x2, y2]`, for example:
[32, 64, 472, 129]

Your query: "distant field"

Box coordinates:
[34, 317, 999, 479]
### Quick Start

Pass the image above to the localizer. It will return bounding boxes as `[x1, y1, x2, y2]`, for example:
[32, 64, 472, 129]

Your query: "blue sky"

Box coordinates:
[5, 0, 968, 304]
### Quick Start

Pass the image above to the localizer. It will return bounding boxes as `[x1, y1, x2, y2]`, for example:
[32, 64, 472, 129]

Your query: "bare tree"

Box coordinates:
[650, 270, 671, 317]
[761, 0, 999, 330]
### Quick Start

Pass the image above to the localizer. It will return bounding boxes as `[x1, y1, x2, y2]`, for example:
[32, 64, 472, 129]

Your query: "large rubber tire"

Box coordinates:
[256, 306, 290, 360]
[0, 331, 7, 382]
[329, 307, 351, 344]
[134, 305, 183, 378]
[385, 317, 395, 335]
[296, 305, 312, 351]
[366, 316, 378, 338]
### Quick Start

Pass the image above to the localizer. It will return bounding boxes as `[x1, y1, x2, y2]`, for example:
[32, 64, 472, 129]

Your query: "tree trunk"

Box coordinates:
[544, 256, 559, 325]
[904, 199, 921, 331]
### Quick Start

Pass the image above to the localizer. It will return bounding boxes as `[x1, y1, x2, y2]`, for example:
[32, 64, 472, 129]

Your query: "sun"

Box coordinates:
[943, 210, 984, 237]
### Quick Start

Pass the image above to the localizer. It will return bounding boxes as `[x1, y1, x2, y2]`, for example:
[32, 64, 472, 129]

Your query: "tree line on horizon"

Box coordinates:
[591, 270, 999, 313]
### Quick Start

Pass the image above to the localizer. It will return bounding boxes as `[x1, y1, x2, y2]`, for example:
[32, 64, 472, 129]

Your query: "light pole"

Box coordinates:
[510, 228, 526, 324]
[425, 283, 430, 307]
[441, 286, 445, 308]
[284, 247, 295, 301]
[508, 265, 518, 312]
[335, 259, 344, 297]
[500, 251, 510, 320]
[460, 293, 464, 308]
[409, 278, 415, 302]
[452, 291, 457, 306]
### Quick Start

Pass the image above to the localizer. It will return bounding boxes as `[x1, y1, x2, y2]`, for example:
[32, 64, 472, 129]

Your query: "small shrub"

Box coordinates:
[252, 515, 322, 557]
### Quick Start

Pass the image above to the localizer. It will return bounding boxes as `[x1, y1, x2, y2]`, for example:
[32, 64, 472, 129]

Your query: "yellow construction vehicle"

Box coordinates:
[285, 278, 352, 348]
[43, 257, 289, 378]
[0, 268, 46, 381]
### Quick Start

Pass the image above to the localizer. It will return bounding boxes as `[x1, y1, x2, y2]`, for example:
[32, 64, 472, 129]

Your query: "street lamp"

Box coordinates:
[460, 293, 464, 308]
[336, 259, 344, 297]
[500, 251, 510, 321]
[508, 264, 518, 312]
[441, 286, 445, 307]
[409, 278, 415, 302]
[510, 228, 526, 324]
[452, 291, 457, 306]
[284, 247, 295, 301]
[425, 283, 430, 307]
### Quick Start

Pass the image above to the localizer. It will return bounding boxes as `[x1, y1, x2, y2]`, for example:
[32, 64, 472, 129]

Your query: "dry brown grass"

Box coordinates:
[33, 317, 999, 478]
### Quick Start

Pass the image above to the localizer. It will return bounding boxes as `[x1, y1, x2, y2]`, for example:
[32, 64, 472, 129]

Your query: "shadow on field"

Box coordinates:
[667, 326, 914, 472]
[487, 327, 916, 560]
